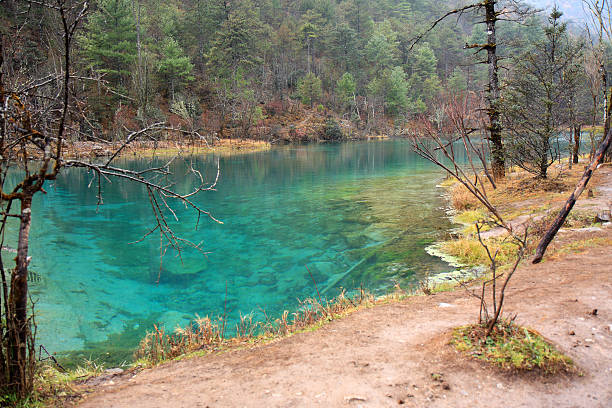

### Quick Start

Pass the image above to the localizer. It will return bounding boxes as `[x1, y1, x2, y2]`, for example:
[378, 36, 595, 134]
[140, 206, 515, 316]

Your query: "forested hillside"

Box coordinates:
[2, 0, 585, 143]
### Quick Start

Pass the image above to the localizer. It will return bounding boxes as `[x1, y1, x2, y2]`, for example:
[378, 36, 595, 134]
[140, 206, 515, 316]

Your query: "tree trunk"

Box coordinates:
[485, 0, 505, 180]
[573, 124, 580, 164]
[540, 135, 549, 179]
[8, 196, 32, 393]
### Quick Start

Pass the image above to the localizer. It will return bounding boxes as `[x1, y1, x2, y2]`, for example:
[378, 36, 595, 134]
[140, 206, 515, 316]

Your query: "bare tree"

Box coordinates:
[411, 92, 528, 336]
[0, 1, 219, 395]
[583, 47, 604, 159]
[583, 0, 612, 162]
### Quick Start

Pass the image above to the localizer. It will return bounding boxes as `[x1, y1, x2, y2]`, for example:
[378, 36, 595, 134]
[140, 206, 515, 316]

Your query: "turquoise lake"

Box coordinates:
[17, 139, 454, 364]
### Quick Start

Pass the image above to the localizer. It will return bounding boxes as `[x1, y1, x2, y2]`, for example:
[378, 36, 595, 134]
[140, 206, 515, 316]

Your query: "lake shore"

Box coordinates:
[62, 138, 272, 160]
[65, 163, 612, 407]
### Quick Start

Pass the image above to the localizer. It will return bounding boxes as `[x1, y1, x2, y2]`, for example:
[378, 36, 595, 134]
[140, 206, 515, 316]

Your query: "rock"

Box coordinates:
[344, 395, 367, 403]
[596, 211, 611, 222]
[438, 303, 454, 308]
[104, 368, 124, 375]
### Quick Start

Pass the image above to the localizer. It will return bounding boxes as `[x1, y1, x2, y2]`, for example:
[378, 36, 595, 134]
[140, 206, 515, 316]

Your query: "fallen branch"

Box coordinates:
[532, 127, 612, 263]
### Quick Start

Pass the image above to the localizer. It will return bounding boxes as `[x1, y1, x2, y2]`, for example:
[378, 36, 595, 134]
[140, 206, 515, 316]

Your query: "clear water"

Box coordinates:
[9, 140, 453, 364]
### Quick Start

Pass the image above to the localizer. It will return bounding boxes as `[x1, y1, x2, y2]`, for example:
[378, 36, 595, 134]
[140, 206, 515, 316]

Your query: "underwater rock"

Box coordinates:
[156, 310, 192, 333]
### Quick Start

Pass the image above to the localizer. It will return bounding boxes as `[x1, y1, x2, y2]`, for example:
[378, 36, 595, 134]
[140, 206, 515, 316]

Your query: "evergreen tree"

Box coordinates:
[81, 0, 137, 88]
[329, 22, 359, 72]
[157, 37, 194, 99]
[447, 67, 467, 94]
[298, 72, 323, 107]
[407, 43, 440, 113]
[385, 66, 408, 116]
[365, 21, 399, 73]
[336, 72, 356, 111]
[207, 8, 263, 78]
[502, 8, 583, 178]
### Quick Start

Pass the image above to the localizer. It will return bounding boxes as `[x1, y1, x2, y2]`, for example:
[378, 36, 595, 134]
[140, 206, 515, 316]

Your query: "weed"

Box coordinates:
[449, 183, 480, 211]
[134, 290, 376, 365]
[440, 238, 517, 268]
[451, 320, 574, 374]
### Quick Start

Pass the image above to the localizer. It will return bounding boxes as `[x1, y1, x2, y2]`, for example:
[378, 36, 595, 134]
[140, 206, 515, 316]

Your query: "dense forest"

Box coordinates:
[1, 0, 606, 150]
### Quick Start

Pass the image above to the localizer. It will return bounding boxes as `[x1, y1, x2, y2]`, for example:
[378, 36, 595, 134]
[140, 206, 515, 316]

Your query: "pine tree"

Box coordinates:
[207, 9, 263, 78]
[385, 66, 408, 116]
[336, 72, 356, 111]
[502, 8, 583, 178]
[157, 37, 194, 100]
[298, 72, 323, 107]
[81, 0, 137, 88]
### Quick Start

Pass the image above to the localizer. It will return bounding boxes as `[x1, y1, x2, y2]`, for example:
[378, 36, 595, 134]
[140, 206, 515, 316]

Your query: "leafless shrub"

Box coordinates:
[410, 91, 528, 337]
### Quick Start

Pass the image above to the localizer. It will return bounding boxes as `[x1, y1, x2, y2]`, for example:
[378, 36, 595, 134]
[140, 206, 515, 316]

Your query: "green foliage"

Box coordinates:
[385, 66, 408, 116]
[81, 0, 137, 86]
[323, 118, 343, 141]
[447, 67, 467, 94]
[365, 21, 399, 72]
[157, 37, 194, 98]
[407, 43, 440, 110]
[207, 8, 263, 77]
[297, 72, 322, 107]
[329, 23, 359, 72]
[452, 322, 574, 374]
[336, 72, 356, 110]
[16, 0, 562, 141]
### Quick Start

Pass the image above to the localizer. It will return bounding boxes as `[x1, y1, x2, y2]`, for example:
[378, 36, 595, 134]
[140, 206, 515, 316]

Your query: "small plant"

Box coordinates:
[134, 289, 375, 365]
[451, 320, 574, 374]
[322, 118, 343, 141]
[412, 100, 529, 338]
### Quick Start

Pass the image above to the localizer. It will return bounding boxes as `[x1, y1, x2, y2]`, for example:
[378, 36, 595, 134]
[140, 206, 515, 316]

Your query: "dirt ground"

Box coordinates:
[73, 169, 612, 408]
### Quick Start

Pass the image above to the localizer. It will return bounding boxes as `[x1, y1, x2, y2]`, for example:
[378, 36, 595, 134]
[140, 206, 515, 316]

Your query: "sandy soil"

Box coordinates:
[72, 169, 612, 408]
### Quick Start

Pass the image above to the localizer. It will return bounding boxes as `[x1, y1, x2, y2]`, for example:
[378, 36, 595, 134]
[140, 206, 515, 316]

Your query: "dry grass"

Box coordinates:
[134, 289, 376, 365]
[547, 236, 612, 260]
[62, 138, 271, 160]
[440, 237, 518, 267]
[448, 183, 481, 211]
[488, 164, 583, 209]
[438, 161, 604, 270]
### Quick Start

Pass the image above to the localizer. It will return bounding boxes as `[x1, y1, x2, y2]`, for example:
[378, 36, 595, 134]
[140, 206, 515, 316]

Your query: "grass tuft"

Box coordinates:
[134, 289, 376, 365]
[451, 321, 574, 375]
[440, 238, 517, 267]
[449, 183, 481, 211]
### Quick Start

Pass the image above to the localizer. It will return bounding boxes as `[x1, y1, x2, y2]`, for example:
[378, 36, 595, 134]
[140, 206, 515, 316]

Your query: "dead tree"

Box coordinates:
[412, 0, 533, 180]
[411, 96, 528, 336]
[532, 127, 612, 263]
[583, 0, 612, 162]
[0, 1, 219, 396]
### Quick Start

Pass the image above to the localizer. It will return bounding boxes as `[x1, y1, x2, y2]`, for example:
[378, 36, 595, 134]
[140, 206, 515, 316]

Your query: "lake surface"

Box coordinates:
[16, 139, 454, 364]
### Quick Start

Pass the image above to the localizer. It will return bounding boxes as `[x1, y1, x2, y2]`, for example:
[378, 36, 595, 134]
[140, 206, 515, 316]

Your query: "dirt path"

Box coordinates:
[74, 222, 612, 407]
